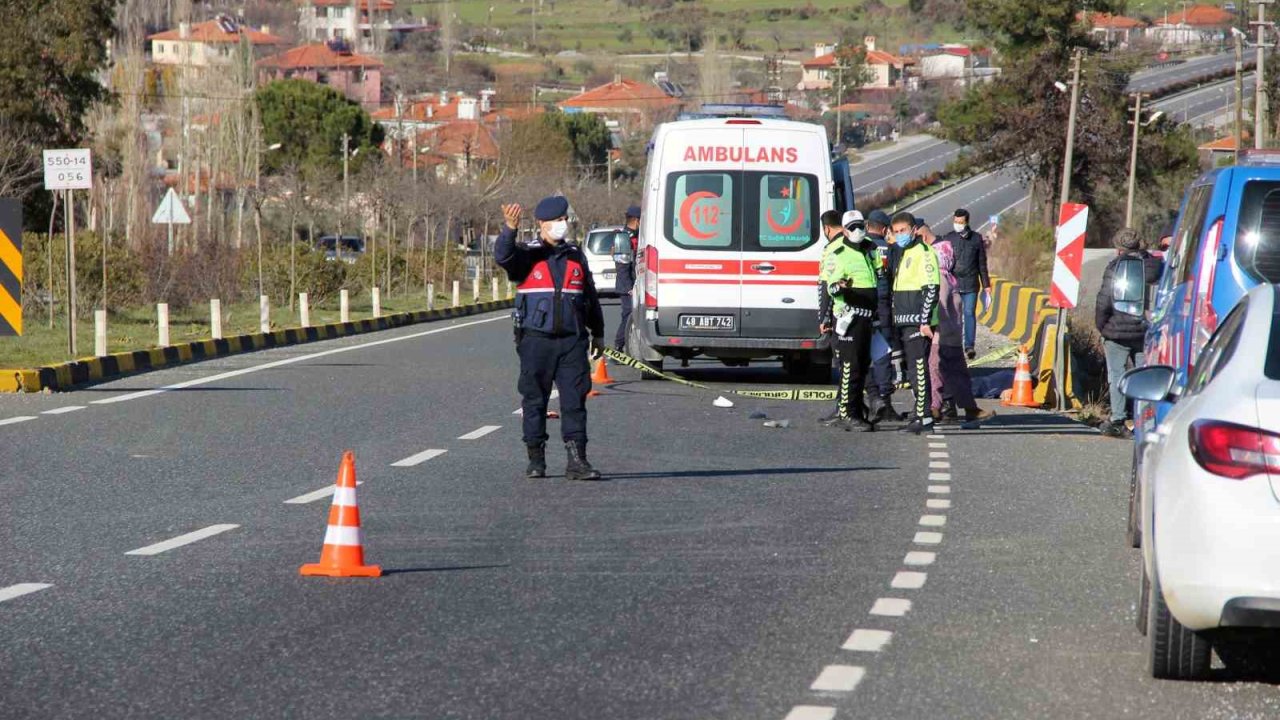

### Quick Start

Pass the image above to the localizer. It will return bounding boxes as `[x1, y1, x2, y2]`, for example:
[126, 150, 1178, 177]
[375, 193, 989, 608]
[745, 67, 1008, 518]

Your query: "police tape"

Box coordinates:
[968, 344, 1020, 367]
[600, 347, 837, 401]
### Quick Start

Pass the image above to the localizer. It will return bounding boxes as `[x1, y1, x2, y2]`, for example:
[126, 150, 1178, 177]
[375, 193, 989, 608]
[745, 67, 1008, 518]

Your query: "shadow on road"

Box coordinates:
[603, 466, 893, 481]
[382, 563, 509, 576]
[940, 410, 1100, 438]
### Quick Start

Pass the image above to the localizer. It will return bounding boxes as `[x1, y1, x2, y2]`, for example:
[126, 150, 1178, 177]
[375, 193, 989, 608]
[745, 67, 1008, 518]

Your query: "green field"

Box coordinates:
[412, 0, 963, 57]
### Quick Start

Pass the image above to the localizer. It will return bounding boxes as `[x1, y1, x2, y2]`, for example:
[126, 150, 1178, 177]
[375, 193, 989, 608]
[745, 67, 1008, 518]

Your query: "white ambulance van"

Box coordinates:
[625, 114, 852, 380]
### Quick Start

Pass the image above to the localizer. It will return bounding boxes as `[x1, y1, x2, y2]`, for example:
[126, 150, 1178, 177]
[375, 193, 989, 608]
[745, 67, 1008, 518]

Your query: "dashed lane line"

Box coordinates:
[390, 448, 449, 467]
[869, 598, 912, 617]
[0, 583, 52, 603]
[284, 481, 363, 504]
[124, 524, 239, 556]
[928, 472, 951, 481]
[914, 531, 944, 544]
[928, 442, 947, 448]
[891, 571, 928, 590]
[0, 416, 37, 426]
[904, 551, 936, 566]
[929, 461, 951, 469]
[927, 498, 952, 510]
[843, 629, 893, 652]
[810, 665, 867, 692]
[41, 406, 86, 415]
[458, 425, 502, 441]
[784, 707, 836, 720]
[929, 451, 949, 459]
[919, 514, 947, 527]
[927, 485, 950, 494]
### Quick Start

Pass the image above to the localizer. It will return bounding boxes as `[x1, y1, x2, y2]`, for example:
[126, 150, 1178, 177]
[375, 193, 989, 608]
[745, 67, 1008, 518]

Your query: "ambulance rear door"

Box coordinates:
[738, 126, 828, 339]
[657, 126, 745, 339]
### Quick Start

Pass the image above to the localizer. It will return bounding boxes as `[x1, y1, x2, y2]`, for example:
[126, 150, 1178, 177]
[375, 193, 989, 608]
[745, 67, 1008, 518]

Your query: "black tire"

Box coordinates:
[1127, 447, 1142, 549]
[627, 323, 664, 380]
[1137, 562, 1150, 636]
[1149, 570, 1212, 680]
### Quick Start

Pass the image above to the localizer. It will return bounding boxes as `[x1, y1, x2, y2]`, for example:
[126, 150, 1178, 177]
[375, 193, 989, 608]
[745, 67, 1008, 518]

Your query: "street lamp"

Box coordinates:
[1125, 96, 1164, 228]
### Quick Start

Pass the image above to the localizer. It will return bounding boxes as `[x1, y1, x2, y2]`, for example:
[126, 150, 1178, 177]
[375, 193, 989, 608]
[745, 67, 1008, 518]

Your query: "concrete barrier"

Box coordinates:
[978, 276, 1082, 410]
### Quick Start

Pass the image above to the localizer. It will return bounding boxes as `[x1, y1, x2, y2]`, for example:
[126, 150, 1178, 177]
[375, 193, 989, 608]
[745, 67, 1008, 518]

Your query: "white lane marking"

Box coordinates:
[41, 406, 86, 415]
[892, 571, 928, 589]
[914, 531, 944, 544]
[125, 524, 239, 556]
[870, 598, 912, 617]
[0, 583, 52, 603]
[512, 407, 522, 415]
[852, 137, 946, 175]
[977, 195, 1032, 233]
[929, 451, 949, 459]
[810, 665, 866, 692]
[920, 514, 947, 527]
[0, 416, 37, 426]
[904, 551, 936, 566]
[458, 425, 501, 441]
[927, 485, 950, 494]
[91, 315, 509, 404]
[550, 388, 560, 401]
[926, 434, 946, 439]
[929, 472, 951, 481]
[843, 629, 893, 652]
[284, 481, 363, 504]
[854, 147, 960, 191]
[929, 461, 951, 469]
[784, 707, 836, 720]
[928, 442, 947, 448]
[390, 448, 448, 467]
[927, 498, 952, 510]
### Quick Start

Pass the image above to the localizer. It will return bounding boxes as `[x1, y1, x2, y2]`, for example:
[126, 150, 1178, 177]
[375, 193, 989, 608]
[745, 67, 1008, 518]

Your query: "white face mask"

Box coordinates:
[845, 227, 865, 243]
[953, 223, 966, 234]
[546, 220, 569, 242]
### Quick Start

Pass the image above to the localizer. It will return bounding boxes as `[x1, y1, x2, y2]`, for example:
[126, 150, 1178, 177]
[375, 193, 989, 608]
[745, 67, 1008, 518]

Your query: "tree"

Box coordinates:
[540, 113, 613, 176]
[255, 80, 385, 178]
[829, 44, 875, 107]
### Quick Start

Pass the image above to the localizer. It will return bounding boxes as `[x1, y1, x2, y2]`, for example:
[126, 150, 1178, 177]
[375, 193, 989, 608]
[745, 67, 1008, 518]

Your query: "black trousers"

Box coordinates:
[615, 292, 632, 351]
[834, 317, 873, 420]
[898, 326, 934, 425]
[517, 333, 590, 445]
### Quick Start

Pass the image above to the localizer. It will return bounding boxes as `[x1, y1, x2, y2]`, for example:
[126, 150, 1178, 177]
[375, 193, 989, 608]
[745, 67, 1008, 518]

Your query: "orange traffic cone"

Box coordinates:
[1003, 345, 1037, 408]
[300, 451, 381, 578]
[590, 357, 616, 385]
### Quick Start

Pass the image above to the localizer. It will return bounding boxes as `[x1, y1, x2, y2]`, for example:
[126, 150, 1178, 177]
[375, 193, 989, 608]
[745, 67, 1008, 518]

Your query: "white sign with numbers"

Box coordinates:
[43, 149, 93, 191]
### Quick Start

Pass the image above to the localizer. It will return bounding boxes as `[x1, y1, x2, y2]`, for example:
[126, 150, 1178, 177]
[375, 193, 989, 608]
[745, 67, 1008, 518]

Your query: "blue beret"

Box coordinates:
[867, 210, 892, 227]
[625, 205, 642, 219]
[534, 196, 569, 221]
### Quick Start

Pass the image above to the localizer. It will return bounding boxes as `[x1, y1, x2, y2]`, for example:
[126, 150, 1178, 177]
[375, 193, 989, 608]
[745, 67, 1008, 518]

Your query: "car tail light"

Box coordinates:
[643, 245, 659, 309]
[1189, 420, 1280, 479]
[1189, 217, 1223, 361]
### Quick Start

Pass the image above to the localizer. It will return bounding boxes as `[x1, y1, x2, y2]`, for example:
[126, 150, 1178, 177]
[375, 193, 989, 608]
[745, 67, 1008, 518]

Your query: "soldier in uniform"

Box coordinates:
[495, 196, 606, 480]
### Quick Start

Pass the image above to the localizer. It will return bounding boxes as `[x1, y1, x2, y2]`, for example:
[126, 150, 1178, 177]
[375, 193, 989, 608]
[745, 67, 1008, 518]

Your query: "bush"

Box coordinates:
[989, 223, 1054, 289]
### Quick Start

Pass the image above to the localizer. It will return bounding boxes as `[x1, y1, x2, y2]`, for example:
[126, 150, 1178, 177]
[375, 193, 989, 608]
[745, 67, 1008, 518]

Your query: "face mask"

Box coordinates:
[546, 220, 569, 241]
[953, 223, 966, 234]
[845, 227, 865, 243]
[895, 232, 913, 245]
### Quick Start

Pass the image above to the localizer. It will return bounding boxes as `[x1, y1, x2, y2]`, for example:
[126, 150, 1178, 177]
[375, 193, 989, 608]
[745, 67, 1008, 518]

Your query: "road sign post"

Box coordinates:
[151, 187, 192, 255]
[44, 149, 93, 356]
[1050, 203, 1089, 411]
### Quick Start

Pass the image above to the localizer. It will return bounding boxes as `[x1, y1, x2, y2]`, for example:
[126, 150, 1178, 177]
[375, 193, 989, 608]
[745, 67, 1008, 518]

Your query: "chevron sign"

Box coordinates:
[1050, 203, 1088, 309]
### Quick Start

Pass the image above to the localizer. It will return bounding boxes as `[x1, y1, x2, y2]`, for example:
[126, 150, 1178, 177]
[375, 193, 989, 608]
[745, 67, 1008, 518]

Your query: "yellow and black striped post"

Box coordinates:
[0, 199, 21, 336]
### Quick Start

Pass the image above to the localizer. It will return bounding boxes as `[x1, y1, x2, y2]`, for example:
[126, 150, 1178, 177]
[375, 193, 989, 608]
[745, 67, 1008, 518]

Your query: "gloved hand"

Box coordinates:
[590, 337, 605, 360]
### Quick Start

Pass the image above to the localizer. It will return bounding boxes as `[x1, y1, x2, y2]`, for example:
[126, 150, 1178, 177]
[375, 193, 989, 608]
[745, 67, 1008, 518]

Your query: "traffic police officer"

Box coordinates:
[889, 211, 941, 434]
[614, 205, 641, 352]
[495, 196, 606, 480]
[864, 209, 904, 422]
[817, 210, 856, 424]
[817, 210, 887, 431]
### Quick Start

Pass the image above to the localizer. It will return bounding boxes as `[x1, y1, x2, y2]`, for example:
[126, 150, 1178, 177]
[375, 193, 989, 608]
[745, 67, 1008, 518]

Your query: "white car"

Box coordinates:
[1121, 283, 1280, 680]
[583, 226, 630, 298]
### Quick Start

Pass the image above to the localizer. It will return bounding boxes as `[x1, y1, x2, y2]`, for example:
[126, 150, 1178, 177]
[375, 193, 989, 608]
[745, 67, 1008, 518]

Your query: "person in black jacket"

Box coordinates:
[1095, 227, 1163, 438]
[939, 208, 990, 359]
[613, 205, 641, 352]
[496, 196, 606, 479]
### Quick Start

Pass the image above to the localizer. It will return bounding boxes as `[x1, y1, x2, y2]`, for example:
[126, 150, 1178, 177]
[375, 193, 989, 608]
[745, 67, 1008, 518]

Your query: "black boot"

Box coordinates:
[817, 407, 842, 425]
[525, 443, 547, 478]
[845, 415, 875, 432]
[564, 441, 602, 481]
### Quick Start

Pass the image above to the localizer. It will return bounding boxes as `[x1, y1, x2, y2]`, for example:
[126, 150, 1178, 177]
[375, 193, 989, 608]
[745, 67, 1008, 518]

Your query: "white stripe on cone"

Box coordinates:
[321, 525, 363, 547]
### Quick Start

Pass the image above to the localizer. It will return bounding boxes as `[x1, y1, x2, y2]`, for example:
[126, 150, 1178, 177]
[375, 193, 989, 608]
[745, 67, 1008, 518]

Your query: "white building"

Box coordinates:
[297, 0, 395, 54]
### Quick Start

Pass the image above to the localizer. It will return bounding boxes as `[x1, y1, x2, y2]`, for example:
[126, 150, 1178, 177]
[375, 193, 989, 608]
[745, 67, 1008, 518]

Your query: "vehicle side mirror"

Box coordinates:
[1112, 257, 1147, 316]
[612, 234, 634, 264]
[1120, 365, 1176, 402]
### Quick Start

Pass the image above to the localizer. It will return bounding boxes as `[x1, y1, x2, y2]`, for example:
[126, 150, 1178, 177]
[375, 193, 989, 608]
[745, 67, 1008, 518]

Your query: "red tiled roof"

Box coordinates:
[416, 120, 499, 161]
[371, 93, 459, 122]
[804, 48, 911, 69]
[149, 20, 285, 45]
[558, 79, 679, 112]
[1199, 133, 1249, 151]
[1081, 12, 1146, 29]
[739, 90, 819, 119]
[484, 106, 547, 123]
[1158, 4, 1236, 26]
[297, 0, 395, 9]
[258, 43, 384, 70]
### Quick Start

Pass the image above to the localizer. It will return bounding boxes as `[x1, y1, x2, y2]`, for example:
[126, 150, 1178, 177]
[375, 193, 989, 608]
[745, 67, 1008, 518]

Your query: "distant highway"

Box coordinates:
[1126, 52, 1241, 94]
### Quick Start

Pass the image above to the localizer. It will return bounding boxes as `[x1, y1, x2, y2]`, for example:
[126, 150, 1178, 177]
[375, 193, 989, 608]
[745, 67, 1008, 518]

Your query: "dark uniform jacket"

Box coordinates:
[941, 229, 990, 294]
[496, 226, 605, 339]
[1095, 250, 1163, 349]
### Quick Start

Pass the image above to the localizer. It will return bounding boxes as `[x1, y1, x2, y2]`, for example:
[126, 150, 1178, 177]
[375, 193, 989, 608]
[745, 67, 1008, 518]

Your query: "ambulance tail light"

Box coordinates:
[644, 245, 659, 309]
[1189, 216, 1223, 361]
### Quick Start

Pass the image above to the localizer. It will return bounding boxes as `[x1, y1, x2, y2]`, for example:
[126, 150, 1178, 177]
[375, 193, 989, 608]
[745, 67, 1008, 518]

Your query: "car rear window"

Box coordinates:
[587, 231, 628, 256]
[755, 174, 817, 249]
[665, 172, 737, 250]
[1174, 185, 1212, 286]
[1268, 289, 1280, 380]
[1234, 180, 1280, 283]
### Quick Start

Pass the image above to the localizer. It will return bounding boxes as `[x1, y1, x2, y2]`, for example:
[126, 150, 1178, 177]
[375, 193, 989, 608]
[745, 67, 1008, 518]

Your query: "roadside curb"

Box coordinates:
[0, 299, 514, 393]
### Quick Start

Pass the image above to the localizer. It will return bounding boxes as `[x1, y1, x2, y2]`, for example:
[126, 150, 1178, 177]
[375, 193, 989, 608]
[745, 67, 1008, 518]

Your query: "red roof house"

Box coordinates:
[149, 18, 285, 67]
[557, 78, 681, 129]
[258, 42, 383, 109]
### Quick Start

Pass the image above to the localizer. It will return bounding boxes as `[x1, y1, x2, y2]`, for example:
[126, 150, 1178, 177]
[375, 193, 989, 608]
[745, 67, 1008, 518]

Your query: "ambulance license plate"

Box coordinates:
[679, 314, 735, 331]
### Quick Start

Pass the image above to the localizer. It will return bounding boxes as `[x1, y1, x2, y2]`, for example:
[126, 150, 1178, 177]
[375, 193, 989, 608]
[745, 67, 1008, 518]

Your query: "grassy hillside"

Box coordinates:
[409, 0, 967, 57]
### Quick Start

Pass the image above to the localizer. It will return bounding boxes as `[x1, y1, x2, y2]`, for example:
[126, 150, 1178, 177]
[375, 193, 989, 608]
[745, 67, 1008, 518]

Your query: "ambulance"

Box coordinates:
[624, 114, 853, 379]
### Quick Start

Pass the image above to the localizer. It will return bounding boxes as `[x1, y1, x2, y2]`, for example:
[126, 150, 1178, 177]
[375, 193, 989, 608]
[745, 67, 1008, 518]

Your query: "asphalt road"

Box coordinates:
[1127, 52, 1238, 94]
[2, 303, 1279, 718]
[1153, 74, 1256, 128]
[851, 136, 962, 198]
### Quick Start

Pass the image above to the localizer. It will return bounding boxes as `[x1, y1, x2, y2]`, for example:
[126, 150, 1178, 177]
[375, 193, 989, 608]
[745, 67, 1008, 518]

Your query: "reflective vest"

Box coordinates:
[517, 253, 590, 337]
[821, 239, 882, 319]
[892, 240, 941, 326]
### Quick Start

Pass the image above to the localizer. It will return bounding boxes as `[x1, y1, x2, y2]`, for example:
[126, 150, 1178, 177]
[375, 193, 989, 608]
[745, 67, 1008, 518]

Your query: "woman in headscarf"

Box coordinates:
[930, 238, 995, 429]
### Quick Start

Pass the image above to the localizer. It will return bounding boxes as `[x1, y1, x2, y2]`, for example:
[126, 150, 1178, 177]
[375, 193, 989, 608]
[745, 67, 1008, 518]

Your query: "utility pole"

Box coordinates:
[1236, 29, 1246, 158]
[835, 63, 844, 147]
[1054, 48, 1084, 413]
[1125, 93, 1148, 228]
[1254, 0, 1274, 148]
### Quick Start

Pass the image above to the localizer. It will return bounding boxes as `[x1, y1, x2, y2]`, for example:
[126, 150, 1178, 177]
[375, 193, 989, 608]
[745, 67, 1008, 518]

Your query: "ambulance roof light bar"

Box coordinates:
[678, 104, 789, 121]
